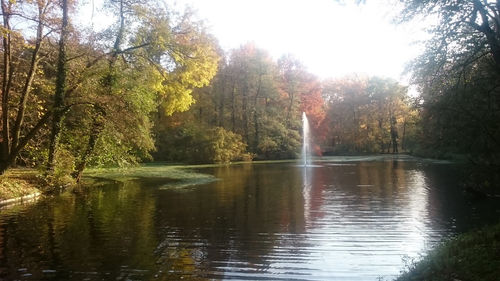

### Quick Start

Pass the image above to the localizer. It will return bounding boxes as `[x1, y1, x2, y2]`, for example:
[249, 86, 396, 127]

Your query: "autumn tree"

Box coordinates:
[322, 75, 413, 154]
[0, 0, 219, 179]
[155, 44, 331, 162]
[64, 2, 218, 180]
[0, 0, 62, 174]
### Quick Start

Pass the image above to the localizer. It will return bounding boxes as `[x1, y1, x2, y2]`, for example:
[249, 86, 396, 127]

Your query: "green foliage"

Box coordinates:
[399, 0, 500, 167]
[0, 0, 219, 178]
[396, 223, 500, 281]
[211, 127, 252, 163]
[155, 122, 251, 164]
[43, 147, 77, 187]
[257, 116, 301, 159]
[154, 44, 324, 162]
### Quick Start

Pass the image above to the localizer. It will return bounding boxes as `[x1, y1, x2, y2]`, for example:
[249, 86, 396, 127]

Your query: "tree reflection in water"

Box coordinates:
[0, 159, 499, 280]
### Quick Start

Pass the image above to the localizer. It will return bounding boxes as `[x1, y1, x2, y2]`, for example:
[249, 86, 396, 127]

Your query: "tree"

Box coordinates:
[0, 0, 219, 178]
[399, 0, 500, 164]
[64, 1, 219, 179]
[322, 75, 413, 154]
[0, 0, 61, 174]
[155, 44, 322, 162]
[400, 0, 500, 74]
[46, 0, 70, 173]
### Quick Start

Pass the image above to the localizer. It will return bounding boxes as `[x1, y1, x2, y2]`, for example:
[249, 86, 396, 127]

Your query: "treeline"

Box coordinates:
[3, 0, 499, 185]
[154, 43, 419, 163]
[154, 46, 325, 163]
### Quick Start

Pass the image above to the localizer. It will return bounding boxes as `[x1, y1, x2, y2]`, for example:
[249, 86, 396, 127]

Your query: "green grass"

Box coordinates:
[396, 223, 500, 281]
[84, 163, 219, 188]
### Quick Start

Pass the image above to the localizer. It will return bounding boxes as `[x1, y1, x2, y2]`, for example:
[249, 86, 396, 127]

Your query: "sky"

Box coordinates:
[170, 0, 427, 82]
[78, 0, 428, 83]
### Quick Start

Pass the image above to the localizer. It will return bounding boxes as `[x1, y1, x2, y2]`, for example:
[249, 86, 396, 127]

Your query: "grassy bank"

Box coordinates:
[84, 163, 218, 188]
[0, 169, 42, 201]
[396, 223, 500, 281]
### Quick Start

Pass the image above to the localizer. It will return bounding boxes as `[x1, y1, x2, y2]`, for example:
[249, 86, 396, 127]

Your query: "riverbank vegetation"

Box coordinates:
[0, 0, 499, 193]
[0, 169, 40, 200]
[396, 223, 500, 281]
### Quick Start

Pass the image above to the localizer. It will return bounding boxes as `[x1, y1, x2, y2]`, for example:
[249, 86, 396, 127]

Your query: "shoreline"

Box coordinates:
[0, 192, 42, 208]
[0, 168, 43, 203]
[395, 222, 500, 281]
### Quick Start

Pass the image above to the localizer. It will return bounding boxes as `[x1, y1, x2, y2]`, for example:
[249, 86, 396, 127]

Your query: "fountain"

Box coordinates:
[302, 112, 310, 167]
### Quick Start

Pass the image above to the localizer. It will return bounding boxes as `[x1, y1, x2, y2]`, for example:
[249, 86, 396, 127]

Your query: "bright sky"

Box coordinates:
[171, 0, 427, 82]
[78, 0, 428, 83]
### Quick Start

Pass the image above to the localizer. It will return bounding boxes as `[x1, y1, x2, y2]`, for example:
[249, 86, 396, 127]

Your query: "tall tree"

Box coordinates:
[399, 0, 500, 165]
[323, 75, 412, 154]
[46, 0, 70, 173]
[0, 0, 59, 174]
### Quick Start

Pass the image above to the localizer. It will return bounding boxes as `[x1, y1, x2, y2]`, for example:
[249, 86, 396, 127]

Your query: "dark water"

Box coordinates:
[1, 158, 499, 281]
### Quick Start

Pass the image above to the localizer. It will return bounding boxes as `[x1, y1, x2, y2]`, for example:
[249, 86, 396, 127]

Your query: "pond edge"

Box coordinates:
[0, 192, 41, 208]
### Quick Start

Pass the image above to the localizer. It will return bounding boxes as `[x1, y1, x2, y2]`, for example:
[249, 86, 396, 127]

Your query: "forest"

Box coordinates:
[1, 0, 500, 187]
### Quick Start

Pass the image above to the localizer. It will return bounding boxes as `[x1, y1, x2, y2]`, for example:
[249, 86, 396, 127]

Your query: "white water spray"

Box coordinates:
[302, 112, 311, 167]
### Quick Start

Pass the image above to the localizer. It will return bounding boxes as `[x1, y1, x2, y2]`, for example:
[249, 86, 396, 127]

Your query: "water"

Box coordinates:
[1, 157, 499, 280]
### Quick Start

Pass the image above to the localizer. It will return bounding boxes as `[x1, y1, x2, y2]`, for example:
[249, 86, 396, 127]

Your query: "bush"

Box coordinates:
[155, 124, 252, 164]
[211, 127, 252, 163]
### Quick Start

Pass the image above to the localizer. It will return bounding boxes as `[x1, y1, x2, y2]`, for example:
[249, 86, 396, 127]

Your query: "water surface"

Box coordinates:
[1, 157, 499, 280]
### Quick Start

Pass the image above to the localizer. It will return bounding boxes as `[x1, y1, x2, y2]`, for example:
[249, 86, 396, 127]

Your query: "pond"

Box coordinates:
[1, 156, 499, 281]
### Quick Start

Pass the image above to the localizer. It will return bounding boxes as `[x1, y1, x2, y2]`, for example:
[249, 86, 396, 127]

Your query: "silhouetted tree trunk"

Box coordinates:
[253, 72, 263, 152]
[47, 0, 69, 173]
[242, 84, 249, 144]
[231, 81, 236, 132]
[218, 73, 226, 127]
[0, 0, 13, 174]
[390, 116, 398, 153]
[401, 118, 407, 151]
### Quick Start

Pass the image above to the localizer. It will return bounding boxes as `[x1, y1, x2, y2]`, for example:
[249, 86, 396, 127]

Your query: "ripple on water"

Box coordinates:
[1, 161, 498, 280]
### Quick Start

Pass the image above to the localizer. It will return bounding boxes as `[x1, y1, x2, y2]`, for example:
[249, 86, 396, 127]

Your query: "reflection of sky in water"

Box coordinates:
[1, 160, 498, 281]
[266, 163, 445, 280]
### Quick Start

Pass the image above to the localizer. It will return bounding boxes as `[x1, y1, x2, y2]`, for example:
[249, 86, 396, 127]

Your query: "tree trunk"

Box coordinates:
[286, 85, 295, 129]
[218, 74, 226, 127]
[253, 72, 263, 152]
[401, 118, 407, 151]
[12, 4, 44, 152]
[242, 83, 249, 144]
[47, 0, 69, 173]
[1, 0, 12, 172]
[473, 0, 500, 69]
[231, 81, 236, 132]
[390, 116, 398, 154]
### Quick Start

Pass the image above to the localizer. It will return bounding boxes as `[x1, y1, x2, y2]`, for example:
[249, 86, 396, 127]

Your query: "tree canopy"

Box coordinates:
[0, 0, 219, 181]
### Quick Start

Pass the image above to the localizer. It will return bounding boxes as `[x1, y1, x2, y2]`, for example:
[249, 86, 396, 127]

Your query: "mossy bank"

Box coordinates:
[396, 223, 500, 281]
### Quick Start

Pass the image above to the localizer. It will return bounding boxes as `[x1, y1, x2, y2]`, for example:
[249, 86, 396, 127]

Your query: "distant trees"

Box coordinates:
[322, 76, 415, 154]
[153, 43, 417, 163]
[154, 44, 328, 163]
